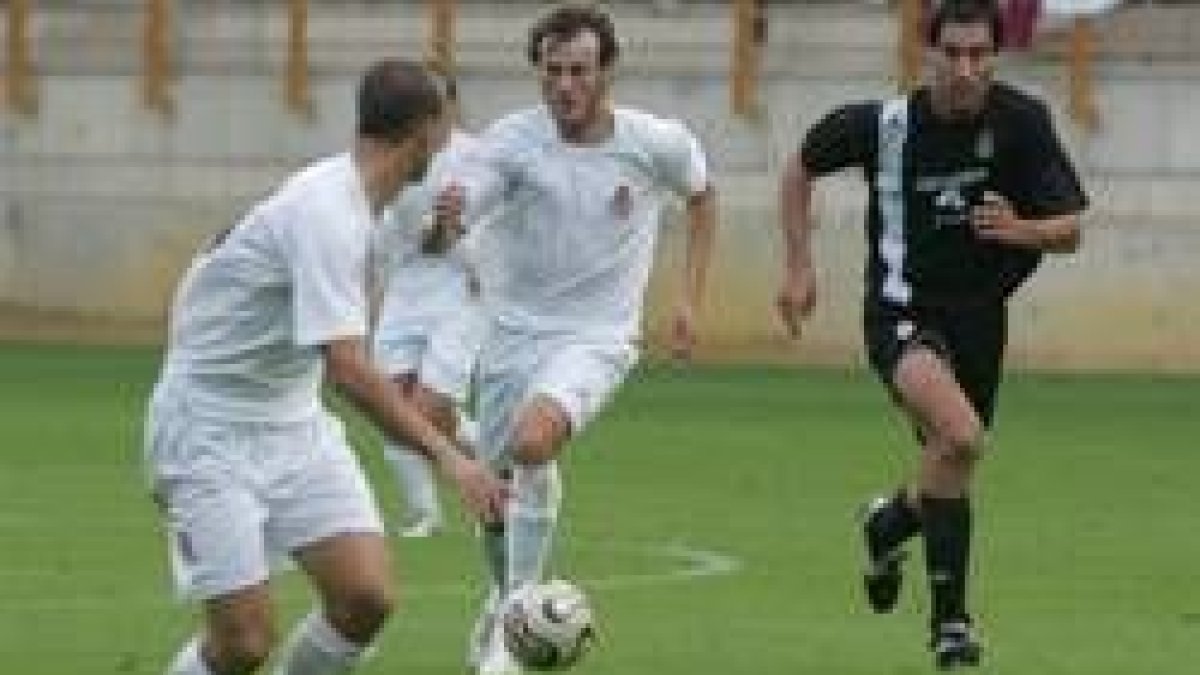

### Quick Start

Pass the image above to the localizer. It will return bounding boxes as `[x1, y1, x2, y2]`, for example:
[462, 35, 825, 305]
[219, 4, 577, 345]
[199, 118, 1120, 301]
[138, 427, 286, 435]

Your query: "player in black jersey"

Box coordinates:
[776, 0, 1086, 669]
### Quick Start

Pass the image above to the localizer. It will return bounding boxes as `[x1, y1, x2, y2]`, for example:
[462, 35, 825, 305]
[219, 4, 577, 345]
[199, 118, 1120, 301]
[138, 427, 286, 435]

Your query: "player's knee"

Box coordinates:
[325, 584, 396, 643]
[512, 423, 561, 465]
[931, 417, 985, 464]
[207, 625, 275, 674]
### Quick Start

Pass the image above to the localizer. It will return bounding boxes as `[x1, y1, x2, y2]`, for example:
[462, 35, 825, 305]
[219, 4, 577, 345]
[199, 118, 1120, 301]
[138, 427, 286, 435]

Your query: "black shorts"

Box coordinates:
[864, 302, 1008, 427]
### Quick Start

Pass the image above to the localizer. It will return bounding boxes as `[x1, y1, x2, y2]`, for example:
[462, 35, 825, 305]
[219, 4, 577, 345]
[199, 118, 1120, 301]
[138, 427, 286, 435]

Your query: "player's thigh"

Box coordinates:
[147, 407, 274, 601]
[293, 532, 395, 620]
[892, 346, 980, 448]
[476, 332, 539, 467]
[525, 340, 638, 439]
[865, 309, 979, 446]
[266, 412, 386, 567]
[942, 306, 1007, 428]
[420, 307, 485, 407]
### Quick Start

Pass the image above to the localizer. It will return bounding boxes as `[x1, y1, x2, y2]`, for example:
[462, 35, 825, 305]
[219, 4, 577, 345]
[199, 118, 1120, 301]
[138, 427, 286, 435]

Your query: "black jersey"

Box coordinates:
[801, 82, 1087, 309]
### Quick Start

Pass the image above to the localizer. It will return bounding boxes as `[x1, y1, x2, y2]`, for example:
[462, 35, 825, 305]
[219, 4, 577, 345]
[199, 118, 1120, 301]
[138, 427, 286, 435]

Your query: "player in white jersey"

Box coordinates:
[449, 5, 717, 673]
[372, 119, 487, 539]
[146, 59, 506, 675]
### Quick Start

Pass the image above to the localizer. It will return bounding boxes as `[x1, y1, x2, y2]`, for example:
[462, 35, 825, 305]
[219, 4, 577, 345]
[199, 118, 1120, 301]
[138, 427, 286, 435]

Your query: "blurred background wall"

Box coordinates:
[2, 1, 1198, 370]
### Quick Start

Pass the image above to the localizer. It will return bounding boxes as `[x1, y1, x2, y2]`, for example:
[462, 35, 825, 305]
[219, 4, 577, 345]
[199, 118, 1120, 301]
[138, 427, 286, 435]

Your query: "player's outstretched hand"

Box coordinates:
[776, 266, 816, 340]
[421, 182, 466, 254]
[971, 191, 1021, 243]
[668, 303, 698, 363]
[445, 453, 509, 524]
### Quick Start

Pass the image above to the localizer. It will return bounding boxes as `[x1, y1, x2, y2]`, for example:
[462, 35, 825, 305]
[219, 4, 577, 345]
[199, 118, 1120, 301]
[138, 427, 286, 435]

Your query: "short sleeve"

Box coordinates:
[800, 102, 879, 177]
[454, 124, 518, 227]
[1010, 103, 1088, 218]
[652, 119, 709, 198]
[281, 203, 370, 347]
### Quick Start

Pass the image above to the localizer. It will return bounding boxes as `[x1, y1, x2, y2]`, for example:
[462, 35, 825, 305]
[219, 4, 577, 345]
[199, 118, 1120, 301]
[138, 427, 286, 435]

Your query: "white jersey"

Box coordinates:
[458, 105, 708, 340]
[161, 153, 374, 422]
[374, 129, 482, 338]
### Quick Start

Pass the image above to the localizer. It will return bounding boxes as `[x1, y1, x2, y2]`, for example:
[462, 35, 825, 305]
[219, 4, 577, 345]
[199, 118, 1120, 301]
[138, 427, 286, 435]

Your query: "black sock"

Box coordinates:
[482, 520, 507, 589]
[481, 467, 513, 590]
[920, 495, 972, 629]
[868, 488, 922, 559]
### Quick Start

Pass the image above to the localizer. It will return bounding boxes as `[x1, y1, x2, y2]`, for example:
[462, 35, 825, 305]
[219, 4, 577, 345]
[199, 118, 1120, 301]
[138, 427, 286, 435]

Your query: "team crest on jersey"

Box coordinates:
[975, 129, 994, 162]
[611, 184, 632, 220]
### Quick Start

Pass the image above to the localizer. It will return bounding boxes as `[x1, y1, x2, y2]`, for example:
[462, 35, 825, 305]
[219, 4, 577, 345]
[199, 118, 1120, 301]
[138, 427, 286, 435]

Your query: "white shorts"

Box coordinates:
[476, 326, 638, 467]
[144, 390, 384, 601]
[373, 309, 485, 405]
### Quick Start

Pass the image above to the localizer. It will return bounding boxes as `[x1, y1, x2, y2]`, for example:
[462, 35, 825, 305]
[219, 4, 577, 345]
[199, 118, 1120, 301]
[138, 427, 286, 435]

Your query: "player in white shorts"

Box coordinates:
[449, 6, 717, 673]
[372, 120, 488, 539]
[145, 59, 506, 675]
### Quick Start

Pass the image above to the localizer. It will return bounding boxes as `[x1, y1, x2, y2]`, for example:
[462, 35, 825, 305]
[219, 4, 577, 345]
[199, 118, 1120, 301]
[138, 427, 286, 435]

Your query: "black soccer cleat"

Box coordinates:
[862, 496, 906, 613]
[930, 620, 983, 670]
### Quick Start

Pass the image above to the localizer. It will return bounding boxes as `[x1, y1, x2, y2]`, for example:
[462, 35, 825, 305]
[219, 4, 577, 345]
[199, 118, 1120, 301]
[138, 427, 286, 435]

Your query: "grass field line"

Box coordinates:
[3, 539, 743, 610]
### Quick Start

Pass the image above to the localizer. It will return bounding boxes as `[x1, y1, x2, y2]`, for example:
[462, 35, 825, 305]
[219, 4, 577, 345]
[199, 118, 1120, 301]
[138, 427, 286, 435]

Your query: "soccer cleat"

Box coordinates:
[862, 496, 907, 613]
[475, 609, 523, 675]
[477, 640, 522, 675]
[467, 588, 503, 670]
[930, 620, 983, 670]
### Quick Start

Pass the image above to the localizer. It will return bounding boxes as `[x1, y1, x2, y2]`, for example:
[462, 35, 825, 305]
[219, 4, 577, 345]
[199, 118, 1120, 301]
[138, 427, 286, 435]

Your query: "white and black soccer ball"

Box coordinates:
[501, 580, 595, 671]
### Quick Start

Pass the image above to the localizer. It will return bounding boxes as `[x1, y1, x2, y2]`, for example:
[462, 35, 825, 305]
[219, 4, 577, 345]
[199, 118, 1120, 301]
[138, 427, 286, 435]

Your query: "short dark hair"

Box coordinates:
[357, 58, 444, 142]
[527, 3, 619, 68]
[927, 0, 1004, 49]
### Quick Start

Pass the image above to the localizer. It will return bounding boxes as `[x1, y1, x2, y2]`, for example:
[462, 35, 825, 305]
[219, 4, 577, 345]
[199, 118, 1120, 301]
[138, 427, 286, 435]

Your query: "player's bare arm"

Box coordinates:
[776, 151, 818, 339]
[971, 191, 1082, 253]
[670, 185, 717, 361]
[323, 337, 506, 522]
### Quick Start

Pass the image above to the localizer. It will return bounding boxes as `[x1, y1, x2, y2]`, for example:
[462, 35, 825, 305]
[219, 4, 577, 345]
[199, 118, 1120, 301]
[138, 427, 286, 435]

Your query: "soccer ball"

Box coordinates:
[501, 580, 595, 671]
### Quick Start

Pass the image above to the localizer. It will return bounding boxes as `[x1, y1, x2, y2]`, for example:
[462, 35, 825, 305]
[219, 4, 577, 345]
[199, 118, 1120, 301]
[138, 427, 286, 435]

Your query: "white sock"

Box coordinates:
[166, 635, 214, 675]
[382, 440, 441, 523]
[273, 610, 369, 675]
[505, 461, 561, 591]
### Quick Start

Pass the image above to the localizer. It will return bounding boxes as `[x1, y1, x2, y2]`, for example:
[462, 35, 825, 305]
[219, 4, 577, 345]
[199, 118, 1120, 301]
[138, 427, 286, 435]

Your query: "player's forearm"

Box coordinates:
[324, 339, 462, 470]
[681, 187, 717, 310]
[1024, 213, 1082, 254]
[780, 154, 816, 273]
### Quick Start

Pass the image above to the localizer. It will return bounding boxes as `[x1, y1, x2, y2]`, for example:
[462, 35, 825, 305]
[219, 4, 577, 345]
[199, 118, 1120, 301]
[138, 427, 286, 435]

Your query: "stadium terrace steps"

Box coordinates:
[13, 2, 1200, 78]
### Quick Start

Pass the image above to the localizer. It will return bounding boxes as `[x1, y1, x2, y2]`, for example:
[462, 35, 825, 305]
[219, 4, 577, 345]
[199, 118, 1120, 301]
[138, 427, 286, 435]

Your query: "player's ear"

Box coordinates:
[596, 63, 615, 96]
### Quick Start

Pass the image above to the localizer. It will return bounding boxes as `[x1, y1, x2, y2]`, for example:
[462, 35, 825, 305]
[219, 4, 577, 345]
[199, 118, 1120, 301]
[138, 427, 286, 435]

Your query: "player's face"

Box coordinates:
[380, 114, 448, 200]
[405, 113, 450, 183]
[928, 20, 996, 120]
[536, 31, 611, 138]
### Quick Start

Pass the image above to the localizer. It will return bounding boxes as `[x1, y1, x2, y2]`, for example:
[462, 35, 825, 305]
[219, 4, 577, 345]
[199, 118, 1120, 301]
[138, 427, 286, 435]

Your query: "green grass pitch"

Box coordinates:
[0, 343, 1197, 673]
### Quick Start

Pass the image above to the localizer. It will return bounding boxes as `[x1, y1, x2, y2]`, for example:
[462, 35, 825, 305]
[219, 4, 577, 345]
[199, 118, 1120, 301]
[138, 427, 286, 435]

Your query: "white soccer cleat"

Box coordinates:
[477, 637, 522, 675]
[470, 589, 522, 674]
[467, 588, 502, 669]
